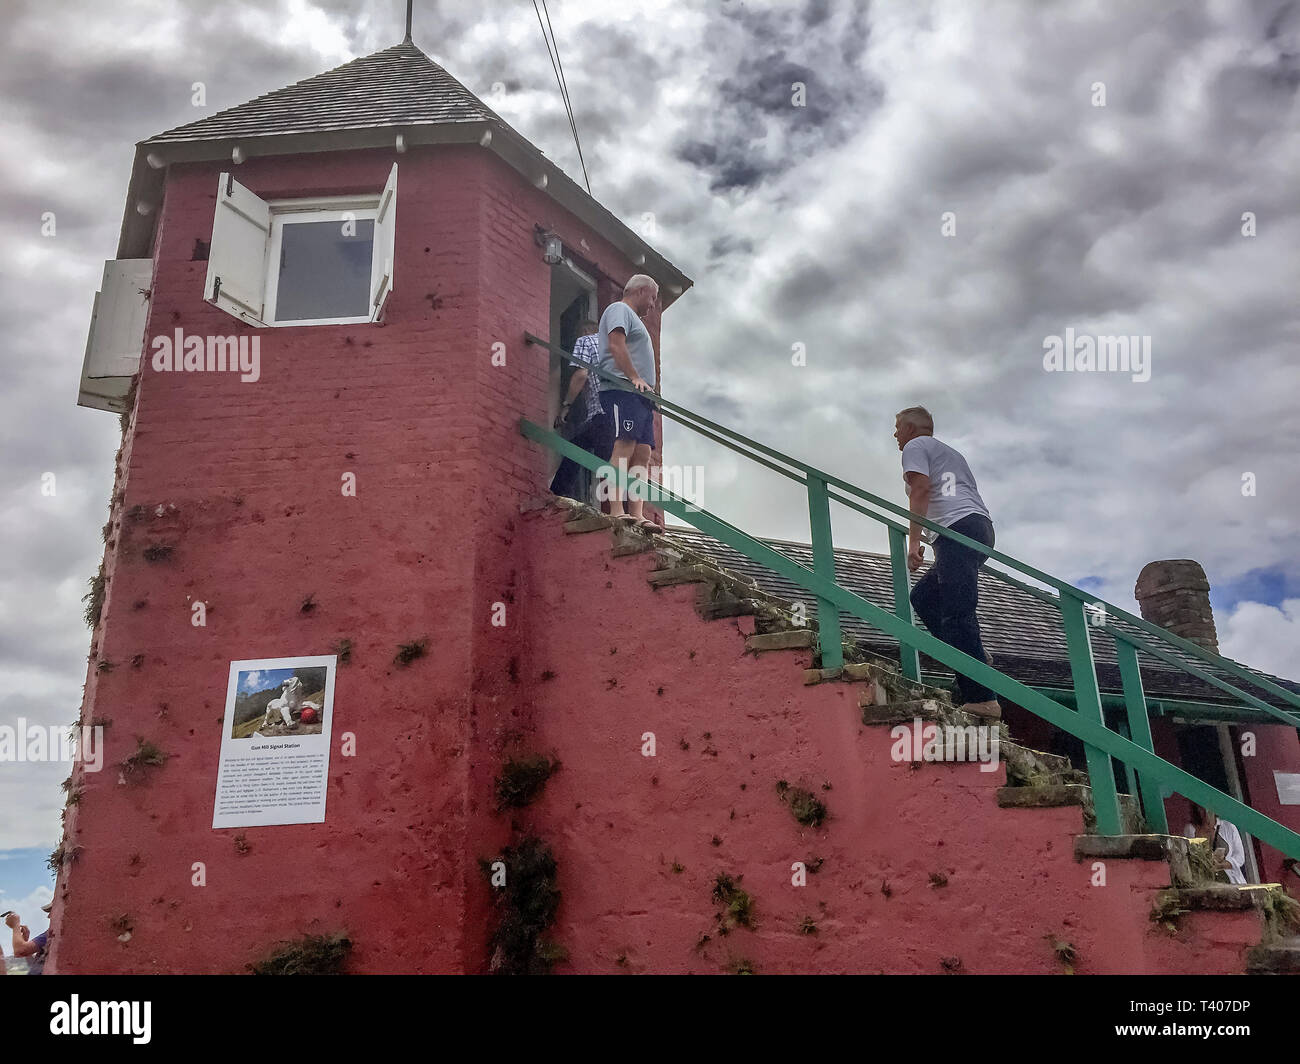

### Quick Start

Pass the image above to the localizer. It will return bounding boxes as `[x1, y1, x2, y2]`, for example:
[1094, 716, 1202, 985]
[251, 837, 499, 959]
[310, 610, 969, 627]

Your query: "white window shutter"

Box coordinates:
[85, 259, 153, 378]
[370, 163, 398, 321]
[205, 173, 271, 325]
[78, 259, 153, 411]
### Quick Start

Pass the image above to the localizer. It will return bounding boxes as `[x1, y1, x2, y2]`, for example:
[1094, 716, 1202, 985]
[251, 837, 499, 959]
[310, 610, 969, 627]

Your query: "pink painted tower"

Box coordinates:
[60, 38, 689, 974]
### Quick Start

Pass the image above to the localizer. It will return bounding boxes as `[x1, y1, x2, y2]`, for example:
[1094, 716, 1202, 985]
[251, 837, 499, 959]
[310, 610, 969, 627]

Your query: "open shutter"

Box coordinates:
[369, 163, 398, 321]
[205, 173, 271, 325]
[78, 259, 153, 411]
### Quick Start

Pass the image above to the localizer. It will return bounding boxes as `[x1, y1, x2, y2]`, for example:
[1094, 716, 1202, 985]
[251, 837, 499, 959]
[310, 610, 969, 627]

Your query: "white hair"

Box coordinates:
[623, 274, 659, 297]
[895, 406, 934, 433]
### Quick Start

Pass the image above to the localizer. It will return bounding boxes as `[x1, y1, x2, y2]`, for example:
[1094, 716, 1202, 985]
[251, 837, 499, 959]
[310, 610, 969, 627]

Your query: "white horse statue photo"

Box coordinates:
[260, 676, 320, 731]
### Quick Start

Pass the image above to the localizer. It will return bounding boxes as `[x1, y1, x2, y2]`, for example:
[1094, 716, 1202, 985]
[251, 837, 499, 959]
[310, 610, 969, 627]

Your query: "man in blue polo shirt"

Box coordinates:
[596, 275, 660, 531]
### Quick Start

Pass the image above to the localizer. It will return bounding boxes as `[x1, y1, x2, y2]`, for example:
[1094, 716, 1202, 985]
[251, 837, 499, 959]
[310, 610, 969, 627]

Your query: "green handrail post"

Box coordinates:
[1116, 638, 1169, 834]
[1060, 590, 1124, 835]
[1116, 721, 1141, 804]
[887, 526, 921, 682]
[807, 473, 844, 670]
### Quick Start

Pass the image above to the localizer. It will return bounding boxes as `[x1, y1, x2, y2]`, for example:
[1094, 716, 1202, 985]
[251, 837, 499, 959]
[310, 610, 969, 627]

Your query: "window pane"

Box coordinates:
[274, 219, 374, 321]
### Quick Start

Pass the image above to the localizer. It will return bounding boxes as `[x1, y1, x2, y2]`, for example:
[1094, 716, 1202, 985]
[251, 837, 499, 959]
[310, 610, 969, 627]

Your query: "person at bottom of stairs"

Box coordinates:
[894, 405, 1001, 719]
[1184, 803, 1248, 885]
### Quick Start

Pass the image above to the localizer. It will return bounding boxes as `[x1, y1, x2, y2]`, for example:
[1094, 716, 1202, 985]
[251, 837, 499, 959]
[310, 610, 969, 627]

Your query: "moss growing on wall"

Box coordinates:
[1261, 891, 1300, 942]
[394, 639, 428, 667]
[1186, 839, 1218, 883]
[712, 873, 754, 930]
[120, 738, 168, 782]
[83, 563, 106, 629]
[495, 754, 558, 810]
[251, 932, 352, 975]
[776, 780, 827, 828]
[485, 837, 564, 975]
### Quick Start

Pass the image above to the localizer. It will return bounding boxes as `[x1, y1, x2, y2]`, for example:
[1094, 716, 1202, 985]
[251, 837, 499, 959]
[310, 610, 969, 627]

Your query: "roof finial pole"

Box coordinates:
[404, 0, 413, 42]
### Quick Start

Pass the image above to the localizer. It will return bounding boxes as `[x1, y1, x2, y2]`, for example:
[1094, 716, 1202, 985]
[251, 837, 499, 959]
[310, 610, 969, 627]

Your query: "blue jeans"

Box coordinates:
[909, 513, 995, 704]
[549, 412, 614, 501]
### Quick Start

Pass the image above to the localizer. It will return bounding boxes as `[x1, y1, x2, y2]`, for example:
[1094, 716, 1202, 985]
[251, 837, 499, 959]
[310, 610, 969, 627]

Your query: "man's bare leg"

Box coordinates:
[625, 443, 653, 522]
[607, 438, 637, 518]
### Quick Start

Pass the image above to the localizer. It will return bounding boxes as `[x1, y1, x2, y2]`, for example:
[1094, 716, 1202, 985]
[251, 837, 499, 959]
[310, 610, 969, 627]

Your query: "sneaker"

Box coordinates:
[960, 700, 1001, 720]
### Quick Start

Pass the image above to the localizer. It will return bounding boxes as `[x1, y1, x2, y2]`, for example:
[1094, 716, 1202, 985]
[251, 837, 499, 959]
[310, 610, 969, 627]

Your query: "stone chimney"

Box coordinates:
[1134, 559, 1219, 652]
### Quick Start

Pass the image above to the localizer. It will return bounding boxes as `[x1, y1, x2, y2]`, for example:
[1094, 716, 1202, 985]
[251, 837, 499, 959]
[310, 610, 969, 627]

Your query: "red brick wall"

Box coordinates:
[51, 143, 644, 974]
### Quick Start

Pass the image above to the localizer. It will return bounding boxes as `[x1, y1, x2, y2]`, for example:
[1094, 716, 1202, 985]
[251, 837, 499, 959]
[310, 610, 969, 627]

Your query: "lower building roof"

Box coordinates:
[665, 527, 1300, 722]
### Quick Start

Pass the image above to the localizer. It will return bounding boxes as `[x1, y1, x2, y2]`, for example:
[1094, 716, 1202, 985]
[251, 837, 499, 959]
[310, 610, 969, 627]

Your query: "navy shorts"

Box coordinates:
[601, 390, 656, 447]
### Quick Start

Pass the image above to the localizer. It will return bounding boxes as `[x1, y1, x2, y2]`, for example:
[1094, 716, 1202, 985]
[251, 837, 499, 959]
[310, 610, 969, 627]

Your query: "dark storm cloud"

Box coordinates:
[671, 0, 881, 191]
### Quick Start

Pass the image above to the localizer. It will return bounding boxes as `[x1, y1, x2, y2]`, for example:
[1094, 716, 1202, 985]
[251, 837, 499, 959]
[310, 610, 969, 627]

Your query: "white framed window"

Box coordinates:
[204, 164, 397, 327]
[265, 203, 378, 326]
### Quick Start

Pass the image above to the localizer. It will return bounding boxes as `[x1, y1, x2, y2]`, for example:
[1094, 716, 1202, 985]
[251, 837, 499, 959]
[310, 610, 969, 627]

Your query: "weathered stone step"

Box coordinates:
[745, 630, 816, 654]
[1153, 883, 1292, 920]
[611, 529, 658, 557]
[1002, 742, 1088, 787]
[1151, 881, 1300, 960]
[1079, 792, 1146, 835]
[695, 590, 761, 621]
[997, 783, 1090, 809]
[804, 661, 888, 686]
[647, 563, 723, 588]
[861, 699, 954, 726]
[1247, 938, 1300, 974]
[564, 514, 615, 534]
[1073, 834, 1218, 887]
[998, 780, 1146, 833]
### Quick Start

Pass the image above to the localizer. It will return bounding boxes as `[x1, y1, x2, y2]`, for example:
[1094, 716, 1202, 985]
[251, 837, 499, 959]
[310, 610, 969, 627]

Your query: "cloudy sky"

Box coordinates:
[2, 0, 1298, 919]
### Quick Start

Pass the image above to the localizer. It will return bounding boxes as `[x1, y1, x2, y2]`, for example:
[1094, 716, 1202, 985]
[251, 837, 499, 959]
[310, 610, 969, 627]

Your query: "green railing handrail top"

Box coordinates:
[520, 416, 1300, 860]
[524, 331, 1300, 715]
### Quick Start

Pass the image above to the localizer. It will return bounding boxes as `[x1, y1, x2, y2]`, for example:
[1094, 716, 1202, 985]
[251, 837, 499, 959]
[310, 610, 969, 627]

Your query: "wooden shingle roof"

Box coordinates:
[118, 38, 692, 299]
[148, 41, 504, 143]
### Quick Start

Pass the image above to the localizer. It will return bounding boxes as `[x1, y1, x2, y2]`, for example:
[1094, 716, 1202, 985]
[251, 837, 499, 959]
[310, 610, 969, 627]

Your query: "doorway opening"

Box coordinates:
[1174, 722, 1261, 883]
[547, 257, 599, 495]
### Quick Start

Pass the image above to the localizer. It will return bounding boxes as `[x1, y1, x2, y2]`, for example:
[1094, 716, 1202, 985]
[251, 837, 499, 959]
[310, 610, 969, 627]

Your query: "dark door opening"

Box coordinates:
[547, 259, 598, 499]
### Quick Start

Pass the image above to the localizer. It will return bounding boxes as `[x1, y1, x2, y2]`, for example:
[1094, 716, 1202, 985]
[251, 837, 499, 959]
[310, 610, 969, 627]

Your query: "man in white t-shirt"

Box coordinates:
[895, 406, 999, 718]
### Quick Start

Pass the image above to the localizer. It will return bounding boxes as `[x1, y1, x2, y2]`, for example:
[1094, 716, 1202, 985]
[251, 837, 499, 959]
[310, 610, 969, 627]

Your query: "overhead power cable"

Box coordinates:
[530, 0, 591, 194]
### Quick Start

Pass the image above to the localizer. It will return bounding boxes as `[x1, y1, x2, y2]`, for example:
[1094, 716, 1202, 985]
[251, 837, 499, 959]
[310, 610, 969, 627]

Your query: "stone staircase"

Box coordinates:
[549, 496, 1300, 973]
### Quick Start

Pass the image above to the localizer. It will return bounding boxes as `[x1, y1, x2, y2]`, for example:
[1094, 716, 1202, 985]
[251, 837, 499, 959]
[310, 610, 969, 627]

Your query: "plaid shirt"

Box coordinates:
[569, 332, 603, 424]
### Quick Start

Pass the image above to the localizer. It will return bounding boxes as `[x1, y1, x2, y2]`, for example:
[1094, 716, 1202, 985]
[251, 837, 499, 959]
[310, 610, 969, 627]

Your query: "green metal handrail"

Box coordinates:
[524, 333, 1300, 718]
[522, 332, 1300, 860]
